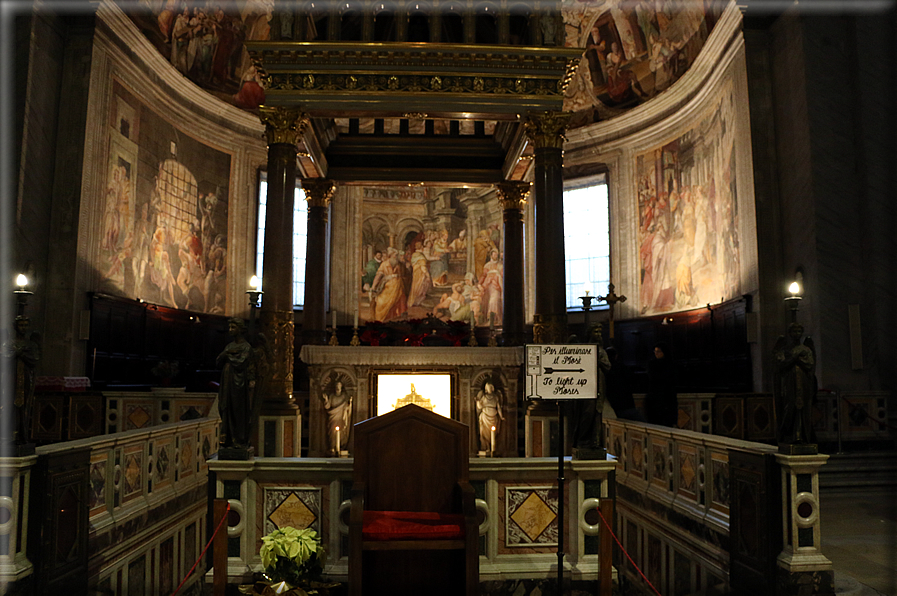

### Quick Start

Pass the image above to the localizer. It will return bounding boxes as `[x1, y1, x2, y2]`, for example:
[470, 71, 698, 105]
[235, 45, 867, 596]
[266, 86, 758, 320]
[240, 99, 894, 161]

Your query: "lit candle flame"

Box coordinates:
[249, 275, 260, 290]
[15, 274, 28, 288]
[788, 281, 800, 296]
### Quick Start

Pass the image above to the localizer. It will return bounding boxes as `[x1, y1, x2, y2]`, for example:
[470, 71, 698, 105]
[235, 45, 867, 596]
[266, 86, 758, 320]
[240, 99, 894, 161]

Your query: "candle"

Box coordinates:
[470, 312, 475, 329]
[491, 425, 496, 454]
[332, 309, 337, 330]
[353, 305, 359, 329]
[335, 426, 340, 454]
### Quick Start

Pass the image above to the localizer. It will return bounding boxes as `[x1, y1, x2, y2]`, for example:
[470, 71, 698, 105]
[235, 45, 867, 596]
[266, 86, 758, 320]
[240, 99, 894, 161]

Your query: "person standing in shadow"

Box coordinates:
[605, 347, 646, 423]
[645, 342, 678, 427]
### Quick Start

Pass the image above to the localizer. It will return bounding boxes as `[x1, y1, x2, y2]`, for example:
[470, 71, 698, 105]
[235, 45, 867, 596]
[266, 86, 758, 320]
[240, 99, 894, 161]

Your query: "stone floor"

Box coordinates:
[821, 488, 897, 596]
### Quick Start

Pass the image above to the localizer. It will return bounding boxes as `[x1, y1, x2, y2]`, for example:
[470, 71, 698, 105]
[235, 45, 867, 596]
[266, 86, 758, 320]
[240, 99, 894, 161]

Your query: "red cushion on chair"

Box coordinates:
[362, 510, 466, 541]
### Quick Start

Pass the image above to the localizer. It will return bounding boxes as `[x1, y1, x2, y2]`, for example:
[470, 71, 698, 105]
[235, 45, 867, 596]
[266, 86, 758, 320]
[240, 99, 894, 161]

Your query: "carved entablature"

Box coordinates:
[246, 42, 582, 117]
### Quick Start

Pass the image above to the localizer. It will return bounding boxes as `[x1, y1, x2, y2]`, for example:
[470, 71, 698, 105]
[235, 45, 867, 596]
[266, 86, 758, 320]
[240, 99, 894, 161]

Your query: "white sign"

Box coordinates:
[525, 344, 598, 400]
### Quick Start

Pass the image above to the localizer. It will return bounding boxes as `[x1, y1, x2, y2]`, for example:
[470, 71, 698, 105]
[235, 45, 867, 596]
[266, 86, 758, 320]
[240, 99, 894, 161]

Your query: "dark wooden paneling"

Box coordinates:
[615, 296, 753, 393]
[87, 293, 230, 390]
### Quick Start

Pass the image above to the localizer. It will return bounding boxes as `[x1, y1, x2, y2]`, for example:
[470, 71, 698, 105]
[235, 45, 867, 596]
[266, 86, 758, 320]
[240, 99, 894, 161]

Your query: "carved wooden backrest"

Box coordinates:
[353, 404, 469, 513]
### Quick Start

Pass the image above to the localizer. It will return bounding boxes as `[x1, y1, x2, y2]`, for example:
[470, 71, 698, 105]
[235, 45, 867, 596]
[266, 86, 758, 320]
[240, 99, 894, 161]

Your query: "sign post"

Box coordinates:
[525, 344, 601, 595]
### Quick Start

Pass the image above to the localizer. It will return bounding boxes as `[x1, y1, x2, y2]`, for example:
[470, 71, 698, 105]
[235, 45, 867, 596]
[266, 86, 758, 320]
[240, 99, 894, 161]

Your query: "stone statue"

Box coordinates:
[572, 324, 611, 451]
[216, 318, 255, 448]
[774, 323, 817, 446]
[475, 380, 504, 453]
[6, 316, 40, 444]
[321, 379, 353, 454]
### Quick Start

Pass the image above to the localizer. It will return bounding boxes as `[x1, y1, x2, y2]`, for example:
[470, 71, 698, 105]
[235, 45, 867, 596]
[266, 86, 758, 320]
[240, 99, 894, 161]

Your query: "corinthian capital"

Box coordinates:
[301, 179, 336, 209]
[259, 107, 309, 147]
[496, 181, 531, 211]
[524, 111, 573, 150]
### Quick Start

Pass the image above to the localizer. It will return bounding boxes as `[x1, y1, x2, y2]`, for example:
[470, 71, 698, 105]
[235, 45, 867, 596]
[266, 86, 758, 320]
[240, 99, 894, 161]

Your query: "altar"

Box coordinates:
[299, 346, 524, 457]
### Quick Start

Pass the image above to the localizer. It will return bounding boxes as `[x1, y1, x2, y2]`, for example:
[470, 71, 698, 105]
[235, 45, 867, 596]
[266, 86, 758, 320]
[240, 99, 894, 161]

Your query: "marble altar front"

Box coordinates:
[300, 346, 524, 457]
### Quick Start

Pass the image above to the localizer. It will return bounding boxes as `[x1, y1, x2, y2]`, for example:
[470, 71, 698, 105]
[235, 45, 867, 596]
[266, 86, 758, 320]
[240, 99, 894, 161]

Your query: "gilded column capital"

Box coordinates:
[496, 181, 531, 211]
[524, 111, 573, 150]
[259, 106, 309, 147]
[301, 178, 336, 209]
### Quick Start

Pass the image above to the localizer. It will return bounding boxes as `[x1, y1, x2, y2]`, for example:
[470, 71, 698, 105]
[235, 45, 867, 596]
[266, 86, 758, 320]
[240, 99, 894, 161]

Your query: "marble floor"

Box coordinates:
[821, 488, 897, 595]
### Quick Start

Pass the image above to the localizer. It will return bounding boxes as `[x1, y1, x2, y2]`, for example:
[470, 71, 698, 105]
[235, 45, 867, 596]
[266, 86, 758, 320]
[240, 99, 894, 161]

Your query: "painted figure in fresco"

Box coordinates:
[5, 316, 40, 444]
[177, 223, 205, 309]
[407, 239, 432, 308]
[217, 318, 255, 448]
[203, 234, 227, 313]
[433, 282, 471, 323]
[645, 342, 677, 427]
[370, 247, 407, 321]
[322, 380, 353, 454]
[170, 6, 191, 74]
[447, 229, 467, 257]
[584, 24, 607, 89]
[773, 323, 817, 446]
[475, 381, 504, 453]
[361, 250, 382, 291]
[480, 249, 503, 325]
[150, 220, 178, 306]
[473, 229, 497, 282]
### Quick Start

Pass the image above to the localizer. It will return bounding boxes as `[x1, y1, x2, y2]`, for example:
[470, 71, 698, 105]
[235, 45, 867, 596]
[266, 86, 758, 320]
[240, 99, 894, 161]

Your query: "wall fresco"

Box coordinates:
[635, 80, 740, 315]
[98, 81, 231, 313]
[359, 187, 502, 326]
[563, 0, 723, 127]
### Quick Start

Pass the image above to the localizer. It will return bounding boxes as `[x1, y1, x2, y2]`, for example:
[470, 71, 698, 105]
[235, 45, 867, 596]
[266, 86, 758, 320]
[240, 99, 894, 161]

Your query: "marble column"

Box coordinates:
[301, 179, 336, 345]
[524, 111, 571, 343]
[496, 181, 530, 346]
[257, 107, 306, 438]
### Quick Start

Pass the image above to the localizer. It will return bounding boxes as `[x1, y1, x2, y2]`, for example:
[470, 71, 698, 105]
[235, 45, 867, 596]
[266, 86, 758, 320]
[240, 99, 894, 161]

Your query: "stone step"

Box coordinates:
[818, 451, 897, 489]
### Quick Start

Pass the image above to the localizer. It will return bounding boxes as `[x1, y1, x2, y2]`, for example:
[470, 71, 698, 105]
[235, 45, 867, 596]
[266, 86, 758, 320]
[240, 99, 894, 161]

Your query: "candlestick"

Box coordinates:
[491, 425, 496, 455]
[335, 426, 340, 455]
[353, 305, 359, 329]
[332, 309, 337, 330]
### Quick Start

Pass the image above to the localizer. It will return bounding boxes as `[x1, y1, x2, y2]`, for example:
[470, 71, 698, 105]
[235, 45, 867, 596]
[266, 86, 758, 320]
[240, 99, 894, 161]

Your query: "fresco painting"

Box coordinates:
[121, 0, 270, 109]
[563, 0, 723, 127]
[99, 81, 231, 314]
[360, 187, 503, 326]
[635, 80, 740, 315]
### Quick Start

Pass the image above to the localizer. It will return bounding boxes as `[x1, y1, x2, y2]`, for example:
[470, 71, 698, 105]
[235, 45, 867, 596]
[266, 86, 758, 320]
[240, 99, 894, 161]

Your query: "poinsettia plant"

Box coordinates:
[259, 527, 325, 586]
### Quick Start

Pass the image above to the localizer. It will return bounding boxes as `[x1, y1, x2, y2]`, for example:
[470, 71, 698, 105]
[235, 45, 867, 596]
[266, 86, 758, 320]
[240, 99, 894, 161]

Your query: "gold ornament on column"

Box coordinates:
[496, 181, 531, 212]
[523, 111, 573, 150]
[259, 106, 309, 147]
[301, 179, 336, 210]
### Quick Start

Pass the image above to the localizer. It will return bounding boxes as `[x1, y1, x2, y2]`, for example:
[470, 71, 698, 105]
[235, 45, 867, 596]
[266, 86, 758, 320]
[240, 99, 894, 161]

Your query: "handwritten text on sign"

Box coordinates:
[525, 344, 598, 400]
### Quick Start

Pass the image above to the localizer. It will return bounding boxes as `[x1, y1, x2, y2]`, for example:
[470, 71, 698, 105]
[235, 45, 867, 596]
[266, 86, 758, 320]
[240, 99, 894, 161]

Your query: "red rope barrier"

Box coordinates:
[840, 395, 897, 433]
[595, 505, 663, 596]
[171, 502, 231, 596]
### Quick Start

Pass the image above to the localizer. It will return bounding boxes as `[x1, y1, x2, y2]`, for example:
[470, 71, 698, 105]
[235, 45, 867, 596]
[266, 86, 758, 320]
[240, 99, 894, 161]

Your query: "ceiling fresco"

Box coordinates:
[121, 0, 722, 126]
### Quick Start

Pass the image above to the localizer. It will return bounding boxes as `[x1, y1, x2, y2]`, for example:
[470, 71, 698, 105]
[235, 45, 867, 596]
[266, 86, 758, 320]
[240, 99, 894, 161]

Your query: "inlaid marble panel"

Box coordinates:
[505, 486, 559, 548]
[123, 445, 143, 502]
[155, 440, 172, 490]
[263, 488, 321, 535]
[89, 456, 107, 514]
[179, 433, 194, 479]
[710, 454, 729, 512]
[629, 433, 645, 478]
[652, 442, 668, 489]
[678, 445, 698, 498]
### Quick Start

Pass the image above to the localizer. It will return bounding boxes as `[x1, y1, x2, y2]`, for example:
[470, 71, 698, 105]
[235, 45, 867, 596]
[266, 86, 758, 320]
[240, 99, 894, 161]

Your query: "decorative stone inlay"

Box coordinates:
[680, 452, 696, 494]
[156, 445, 170, 482]
[507, 487, 558, 546]
[126, 405, 151, 429]
[124, 453, 142, 495]
[89, 461, 106, 510]
[264, 488, 321, 535]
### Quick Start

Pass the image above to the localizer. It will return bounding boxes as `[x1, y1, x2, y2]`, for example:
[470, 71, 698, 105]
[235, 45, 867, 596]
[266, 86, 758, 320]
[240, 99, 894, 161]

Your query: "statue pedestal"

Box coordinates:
[774, 453, 834, 595]
[219, 446, 255, 461]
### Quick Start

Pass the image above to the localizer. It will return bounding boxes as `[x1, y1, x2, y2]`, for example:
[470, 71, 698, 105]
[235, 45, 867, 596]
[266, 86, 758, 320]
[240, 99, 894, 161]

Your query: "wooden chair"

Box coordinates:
[349, 404, 478, 596]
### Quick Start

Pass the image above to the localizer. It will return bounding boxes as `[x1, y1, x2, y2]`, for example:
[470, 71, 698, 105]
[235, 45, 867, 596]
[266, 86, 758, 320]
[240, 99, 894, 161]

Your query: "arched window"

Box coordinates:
[407, 6, 430, 42]
[373, 4, 397, 41]
[441, 5, 463, 43]
[256, 175, 309, 307]
[340, 2, 364, 40]
[475, 4, 498, 44]
[564, 176, 610, 309]
[508, 10, 530, 45]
